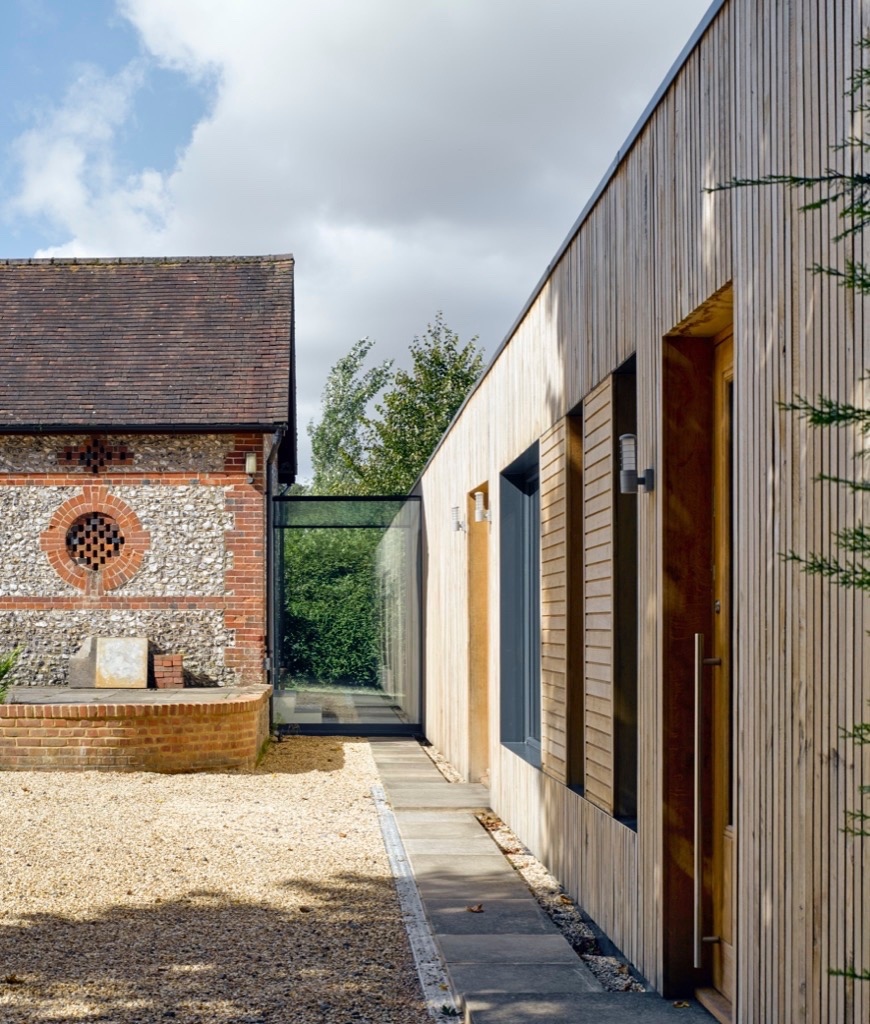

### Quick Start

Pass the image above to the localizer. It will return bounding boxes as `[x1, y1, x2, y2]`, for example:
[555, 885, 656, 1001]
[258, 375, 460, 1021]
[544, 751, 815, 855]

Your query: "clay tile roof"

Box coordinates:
[0, 255, 294, 431]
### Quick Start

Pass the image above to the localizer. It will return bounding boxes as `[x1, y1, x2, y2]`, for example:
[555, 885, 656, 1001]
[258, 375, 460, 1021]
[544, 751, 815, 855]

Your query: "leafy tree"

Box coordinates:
[282, 528, 381, 686]
[306, 312, 484, 496]
[287, 314, 482, 690]
[307, 338, 392, 495]
[711, 33, 870, 984]
[359, 312, 484, 494]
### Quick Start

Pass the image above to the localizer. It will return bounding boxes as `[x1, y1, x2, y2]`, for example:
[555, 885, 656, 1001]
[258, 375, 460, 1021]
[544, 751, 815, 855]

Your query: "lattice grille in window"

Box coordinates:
[66, 513, 125, 572]
[59, 438, 131, 474]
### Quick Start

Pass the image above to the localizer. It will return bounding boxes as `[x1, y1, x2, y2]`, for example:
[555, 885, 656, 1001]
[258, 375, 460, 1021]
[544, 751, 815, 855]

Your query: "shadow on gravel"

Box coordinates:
[240, 735, 359, 775]
[0, 873, 422, 1024]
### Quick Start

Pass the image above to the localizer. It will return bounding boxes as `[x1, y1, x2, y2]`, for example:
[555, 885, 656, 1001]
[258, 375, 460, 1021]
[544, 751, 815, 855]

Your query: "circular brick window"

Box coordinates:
[41, 488, 149, 593]
[66, 512, 126, 572]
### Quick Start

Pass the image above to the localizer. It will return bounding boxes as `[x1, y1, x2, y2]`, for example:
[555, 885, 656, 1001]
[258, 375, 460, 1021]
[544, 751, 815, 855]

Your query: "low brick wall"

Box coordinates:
[0, 688, 271, 772]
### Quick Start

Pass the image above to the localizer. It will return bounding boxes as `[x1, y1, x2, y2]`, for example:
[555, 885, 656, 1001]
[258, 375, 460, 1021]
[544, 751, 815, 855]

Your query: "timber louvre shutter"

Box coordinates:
[583, 378, 615, 812]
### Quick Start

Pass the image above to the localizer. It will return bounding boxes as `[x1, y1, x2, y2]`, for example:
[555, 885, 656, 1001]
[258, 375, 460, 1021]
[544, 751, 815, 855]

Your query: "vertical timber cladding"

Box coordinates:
[417, 4, 870, 1016]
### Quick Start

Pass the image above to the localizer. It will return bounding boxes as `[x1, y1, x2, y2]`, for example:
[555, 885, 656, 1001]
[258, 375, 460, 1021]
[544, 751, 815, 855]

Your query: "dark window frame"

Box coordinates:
[613, 357, 639, 826]
[499, 443, 541, 768]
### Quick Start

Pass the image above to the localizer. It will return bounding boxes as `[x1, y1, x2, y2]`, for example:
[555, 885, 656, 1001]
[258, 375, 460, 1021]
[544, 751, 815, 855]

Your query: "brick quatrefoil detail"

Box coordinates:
[58, 437, 132, 474]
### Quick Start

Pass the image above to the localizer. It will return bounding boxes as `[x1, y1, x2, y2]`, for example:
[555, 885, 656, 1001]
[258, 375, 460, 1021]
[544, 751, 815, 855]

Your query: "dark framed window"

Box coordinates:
[566, 408, 585, 790]
[500, 443, 541, 767]
[614, 356, 638, 825]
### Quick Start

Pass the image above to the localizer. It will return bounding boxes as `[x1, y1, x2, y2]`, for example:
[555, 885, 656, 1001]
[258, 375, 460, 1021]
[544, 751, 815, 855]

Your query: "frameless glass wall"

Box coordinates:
[271, 496, 421, 733]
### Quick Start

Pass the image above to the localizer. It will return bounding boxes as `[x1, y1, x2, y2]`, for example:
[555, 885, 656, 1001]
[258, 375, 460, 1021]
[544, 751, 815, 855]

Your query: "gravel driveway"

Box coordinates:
[0, 737, 430, 1024]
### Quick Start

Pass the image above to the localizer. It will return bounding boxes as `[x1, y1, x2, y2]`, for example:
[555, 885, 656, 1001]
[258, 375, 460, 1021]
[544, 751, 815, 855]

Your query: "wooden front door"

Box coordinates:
[698, 327, 736, 1019]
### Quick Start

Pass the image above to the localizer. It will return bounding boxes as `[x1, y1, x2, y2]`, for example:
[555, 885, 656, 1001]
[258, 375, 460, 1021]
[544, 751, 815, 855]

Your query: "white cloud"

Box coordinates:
[7, 61, 173, 255]
[4, 0, 713, 475]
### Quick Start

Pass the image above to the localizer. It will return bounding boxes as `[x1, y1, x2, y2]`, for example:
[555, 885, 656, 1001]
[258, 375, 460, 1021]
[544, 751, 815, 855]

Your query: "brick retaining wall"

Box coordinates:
[0, 688, 271, 772]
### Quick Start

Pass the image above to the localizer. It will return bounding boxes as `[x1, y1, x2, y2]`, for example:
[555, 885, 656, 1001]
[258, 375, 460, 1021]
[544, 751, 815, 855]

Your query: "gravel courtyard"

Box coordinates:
[0, 737, 430, 1024]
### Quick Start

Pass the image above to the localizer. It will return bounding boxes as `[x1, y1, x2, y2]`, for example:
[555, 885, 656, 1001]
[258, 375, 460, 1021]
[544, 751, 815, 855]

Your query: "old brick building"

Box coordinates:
[0, 255, 294, 688]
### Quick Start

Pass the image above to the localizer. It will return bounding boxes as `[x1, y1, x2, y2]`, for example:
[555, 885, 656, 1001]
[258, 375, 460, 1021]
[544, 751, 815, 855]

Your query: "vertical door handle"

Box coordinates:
[693, 632, 721, 970]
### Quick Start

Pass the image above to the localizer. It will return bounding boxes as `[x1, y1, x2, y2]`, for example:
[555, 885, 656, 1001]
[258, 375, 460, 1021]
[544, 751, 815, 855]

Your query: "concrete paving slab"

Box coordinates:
[378, 767, 446, 777]
[438, 933, 581, 965]
[382, 774, 458, 783]
[463, 993, 714, 1023]
[424, 899, 559, 936]
[372, 754, 435, 761]
[394, 808, 480, 821]
[409, 854, 519, 877]
[404, 836, 496, 855]
[380, 777, 448, 788]
[449, 962, 602, 996]
[413, 871, 533, 902]
[386, 786, 490, 811]
[370, 751, 426, 759]
[370, 742, 427, 753]
[395, 815, 488, 839]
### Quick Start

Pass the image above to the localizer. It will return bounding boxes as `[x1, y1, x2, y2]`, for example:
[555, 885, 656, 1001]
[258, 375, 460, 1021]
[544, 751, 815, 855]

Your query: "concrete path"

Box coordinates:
[370, 738, 713, 1024]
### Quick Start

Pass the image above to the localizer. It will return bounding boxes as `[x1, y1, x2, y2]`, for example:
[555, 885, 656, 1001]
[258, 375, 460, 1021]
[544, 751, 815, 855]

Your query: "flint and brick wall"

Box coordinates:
[0, 433, 270, 687]
[0, 687, 271, 771]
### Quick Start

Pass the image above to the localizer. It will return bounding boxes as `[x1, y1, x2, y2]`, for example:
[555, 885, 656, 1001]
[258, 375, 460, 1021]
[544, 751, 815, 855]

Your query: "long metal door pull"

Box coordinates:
[693, 633, 703, 969]
[693, 635, 721, 970]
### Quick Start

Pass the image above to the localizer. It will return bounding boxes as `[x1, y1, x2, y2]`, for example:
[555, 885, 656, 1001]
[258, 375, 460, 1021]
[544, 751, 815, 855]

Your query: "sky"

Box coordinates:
[0, 0, 714, 480]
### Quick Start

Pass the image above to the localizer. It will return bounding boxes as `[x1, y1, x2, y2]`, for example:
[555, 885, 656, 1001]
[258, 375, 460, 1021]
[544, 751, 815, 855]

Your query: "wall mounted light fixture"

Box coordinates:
[245, 452, 257, 483]
[451, 506, 466, 532]
[618, 433, 654, 494]
[473, 491, 491, 522]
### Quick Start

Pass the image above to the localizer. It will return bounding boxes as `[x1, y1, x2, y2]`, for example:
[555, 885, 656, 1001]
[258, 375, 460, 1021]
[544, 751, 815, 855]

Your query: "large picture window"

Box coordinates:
[500, 443, 541, 766]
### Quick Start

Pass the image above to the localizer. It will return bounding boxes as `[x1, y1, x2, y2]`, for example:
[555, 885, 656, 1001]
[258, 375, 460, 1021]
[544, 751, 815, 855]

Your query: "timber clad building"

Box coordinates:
[418, 1, 869, 1021]
[0, 255, 294, 689]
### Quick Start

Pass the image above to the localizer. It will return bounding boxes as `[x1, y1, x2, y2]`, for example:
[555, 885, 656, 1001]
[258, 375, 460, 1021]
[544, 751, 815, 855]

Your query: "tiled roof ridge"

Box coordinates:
[0, 254, 293, 267]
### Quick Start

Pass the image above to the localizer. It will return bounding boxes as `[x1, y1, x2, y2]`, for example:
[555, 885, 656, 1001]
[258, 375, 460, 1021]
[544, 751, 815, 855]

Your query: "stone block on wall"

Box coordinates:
[70, 636, 148, 688]
[69, 636, 97, 689]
